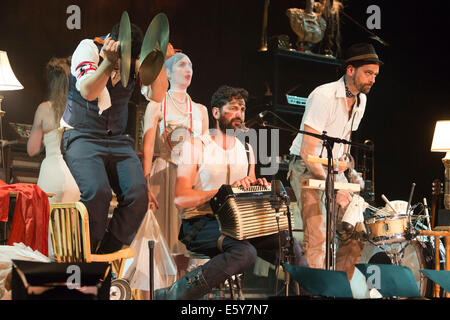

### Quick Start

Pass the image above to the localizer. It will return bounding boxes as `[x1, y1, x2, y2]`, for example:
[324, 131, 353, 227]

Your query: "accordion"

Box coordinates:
[210, 184, 292, 240]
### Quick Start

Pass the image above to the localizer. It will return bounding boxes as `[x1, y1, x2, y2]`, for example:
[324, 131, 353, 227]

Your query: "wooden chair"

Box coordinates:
[49, 202, 134, 299]
[419, 228, 450, 298]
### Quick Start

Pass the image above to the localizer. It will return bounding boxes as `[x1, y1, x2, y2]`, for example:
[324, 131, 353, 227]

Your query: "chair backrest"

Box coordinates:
[49, 202, 93, 263]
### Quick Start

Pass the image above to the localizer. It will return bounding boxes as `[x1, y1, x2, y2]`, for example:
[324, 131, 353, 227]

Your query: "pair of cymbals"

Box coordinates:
[119, 11, 169, 88]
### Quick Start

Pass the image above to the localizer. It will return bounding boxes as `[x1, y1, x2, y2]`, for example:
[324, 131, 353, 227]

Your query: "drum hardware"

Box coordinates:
[363, 140, 375, 204]
[423, 198, 432, 230]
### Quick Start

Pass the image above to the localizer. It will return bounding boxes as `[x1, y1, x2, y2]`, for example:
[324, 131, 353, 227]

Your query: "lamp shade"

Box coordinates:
[0, 51, 24, 91]
[431, 120, 450, 152]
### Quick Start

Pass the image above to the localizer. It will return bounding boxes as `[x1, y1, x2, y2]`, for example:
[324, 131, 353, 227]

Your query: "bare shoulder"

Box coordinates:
[37, 101, 51, 113]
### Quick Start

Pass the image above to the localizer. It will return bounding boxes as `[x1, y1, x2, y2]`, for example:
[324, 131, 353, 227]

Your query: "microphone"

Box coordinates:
[242, 110, 270, 129]
[259, 110, 269, 118]
[270, 180, 286, 213]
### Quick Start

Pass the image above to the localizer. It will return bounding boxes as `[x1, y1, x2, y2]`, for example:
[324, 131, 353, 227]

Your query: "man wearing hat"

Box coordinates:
[287, 43, 382, 281]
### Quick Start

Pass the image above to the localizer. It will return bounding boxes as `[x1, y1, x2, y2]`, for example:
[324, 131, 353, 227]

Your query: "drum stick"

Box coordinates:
[381, 194, 399, 214]
[406, 183, 416, 216]
[423, 198, 432, 230]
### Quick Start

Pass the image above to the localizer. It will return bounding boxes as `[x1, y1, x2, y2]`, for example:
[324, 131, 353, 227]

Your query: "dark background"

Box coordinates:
[0, 0, 449, 207]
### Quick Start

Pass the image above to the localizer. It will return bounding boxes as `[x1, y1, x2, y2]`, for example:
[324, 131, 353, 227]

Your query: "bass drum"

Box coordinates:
[358, 240, 437, 297]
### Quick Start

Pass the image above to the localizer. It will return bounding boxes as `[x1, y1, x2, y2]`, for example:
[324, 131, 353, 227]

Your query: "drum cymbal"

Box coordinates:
[139, 13, 169, 86]
[119, 11, 132, 88]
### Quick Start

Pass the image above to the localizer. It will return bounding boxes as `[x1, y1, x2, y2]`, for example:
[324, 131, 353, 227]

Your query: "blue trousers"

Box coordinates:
[62, 130, 148, 251]
[180, 216, 309, 288]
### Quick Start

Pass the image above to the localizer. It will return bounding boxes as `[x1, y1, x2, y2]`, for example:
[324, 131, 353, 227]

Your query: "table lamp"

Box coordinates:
[431, 120, 450, 209]
[0, 50, 24, 180]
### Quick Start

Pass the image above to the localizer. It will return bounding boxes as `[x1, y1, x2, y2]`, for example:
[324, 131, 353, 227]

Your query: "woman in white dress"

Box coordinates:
[124, 49, 209, 295]
[142, 51, 209, 256]
[27, 57, 80, 203]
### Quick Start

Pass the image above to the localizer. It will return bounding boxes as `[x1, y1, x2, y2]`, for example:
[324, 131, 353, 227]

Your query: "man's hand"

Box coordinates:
[231, 176, 270, 189]
[101, 37, 120, 65]
[349, 169, 365, 190]
[336, 190, 353, 210]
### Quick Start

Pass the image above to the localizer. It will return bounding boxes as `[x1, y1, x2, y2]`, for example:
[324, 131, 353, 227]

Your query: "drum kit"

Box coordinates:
[344, 193, 446, 297]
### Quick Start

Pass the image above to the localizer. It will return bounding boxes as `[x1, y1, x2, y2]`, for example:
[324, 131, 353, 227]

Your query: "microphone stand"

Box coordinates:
[271, 181, 296, 296]
[260, 114, 371, 271]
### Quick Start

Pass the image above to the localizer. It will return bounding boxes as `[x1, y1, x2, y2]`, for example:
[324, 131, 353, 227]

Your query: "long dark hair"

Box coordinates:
[46, 57, 70, 126]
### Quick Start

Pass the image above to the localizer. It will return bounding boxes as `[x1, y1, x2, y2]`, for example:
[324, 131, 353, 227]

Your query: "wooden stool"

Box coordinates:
[419, 228, 450, 298]
[187, 251, 244, 300]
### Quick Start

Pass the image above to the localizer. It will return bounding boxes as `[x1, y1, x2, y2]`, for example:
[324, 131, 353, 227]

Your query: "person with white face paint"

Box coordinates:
[141, 52, 209, 257]
[124, 50, 210, 296]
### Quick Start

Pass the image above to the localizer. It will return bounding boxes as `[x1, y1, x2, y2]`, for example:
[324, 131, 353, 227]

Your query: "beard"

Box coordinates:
[218, 117, 243, 133]
[358, 83, 373, 94]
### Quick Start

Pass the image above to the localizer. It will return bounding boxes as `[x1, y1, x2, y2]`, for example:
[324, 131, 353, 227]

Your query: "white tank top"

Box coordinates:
[194, 134, 249, 190]
[181, 134, 249, 218]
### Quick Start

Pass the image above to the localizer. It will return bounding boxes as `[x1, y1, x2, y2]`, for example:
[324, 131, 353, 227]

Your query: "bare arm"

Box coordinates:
[148, 43, 175, 103]
[174, 141, 217, 210]
[27, 102, 48, 156]
[149, 65, 169, 103]
[142, 103, 160, 208]
[300, 124, 328, 180]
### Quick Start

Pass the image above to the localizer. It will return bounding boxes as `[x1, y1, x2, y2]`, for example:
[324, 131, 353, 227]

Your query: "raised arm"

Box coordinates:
[79, 37, 119, 101]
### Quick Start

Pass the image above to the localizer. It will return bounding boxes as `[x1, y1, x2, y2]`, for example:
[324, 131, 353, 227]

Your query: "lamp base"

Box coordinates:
[443, 157, 450, 210]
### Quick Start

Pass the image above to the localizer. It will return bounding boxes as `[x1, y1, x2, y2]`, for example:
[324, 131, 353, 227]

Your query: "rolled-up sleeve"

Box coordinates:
[71, 39, 99, 92]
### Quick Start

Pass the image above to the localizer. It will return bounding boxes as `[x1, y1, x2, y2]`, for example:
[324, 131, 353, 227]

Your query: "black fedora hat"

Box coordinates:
[344, 43, 383, 66]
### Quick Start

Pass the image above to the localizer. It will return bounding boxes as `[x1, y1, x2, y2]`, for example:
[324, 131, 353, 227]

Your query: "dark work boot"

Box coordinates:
[155, 266, 211, 300]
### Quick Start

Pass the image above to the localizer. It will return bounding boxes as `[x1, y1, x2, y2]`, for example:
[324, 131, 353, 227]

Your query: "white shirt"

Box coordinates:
[289, 76, 367, 159]
[60, 38, 111, 128]
[178, 133, 250, 218]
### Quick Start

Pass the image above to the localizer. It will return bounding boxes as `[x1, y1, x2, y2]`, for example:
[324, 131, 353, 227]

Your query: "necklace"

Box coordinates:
[343, 78, 356, 98]
[167, 91, 192, 114]
[163, 93, 193, 151]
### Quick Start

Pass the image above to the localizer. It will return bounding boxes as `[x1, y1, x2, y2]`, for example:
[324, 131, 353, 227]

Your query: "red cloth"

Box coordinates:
[0, 179, 8, 222]
[0, 180, 50, 256]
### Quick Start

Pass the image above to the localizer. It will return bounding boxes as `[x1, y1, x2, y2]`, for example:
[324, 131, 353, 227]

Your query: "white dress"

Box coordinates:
[37, 129, 80, 203]
[124, 94, 203, 291]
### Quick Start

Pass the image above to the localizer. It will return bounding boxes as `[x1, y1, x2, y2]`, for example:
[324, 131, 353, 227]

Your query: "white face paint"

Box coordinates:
[167, 55, 193, 92]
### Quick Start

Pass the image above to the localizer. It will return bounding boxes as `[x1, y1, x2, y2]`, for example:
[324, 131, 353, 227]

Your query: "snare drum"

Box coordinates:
[365, 214, 410, 245]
